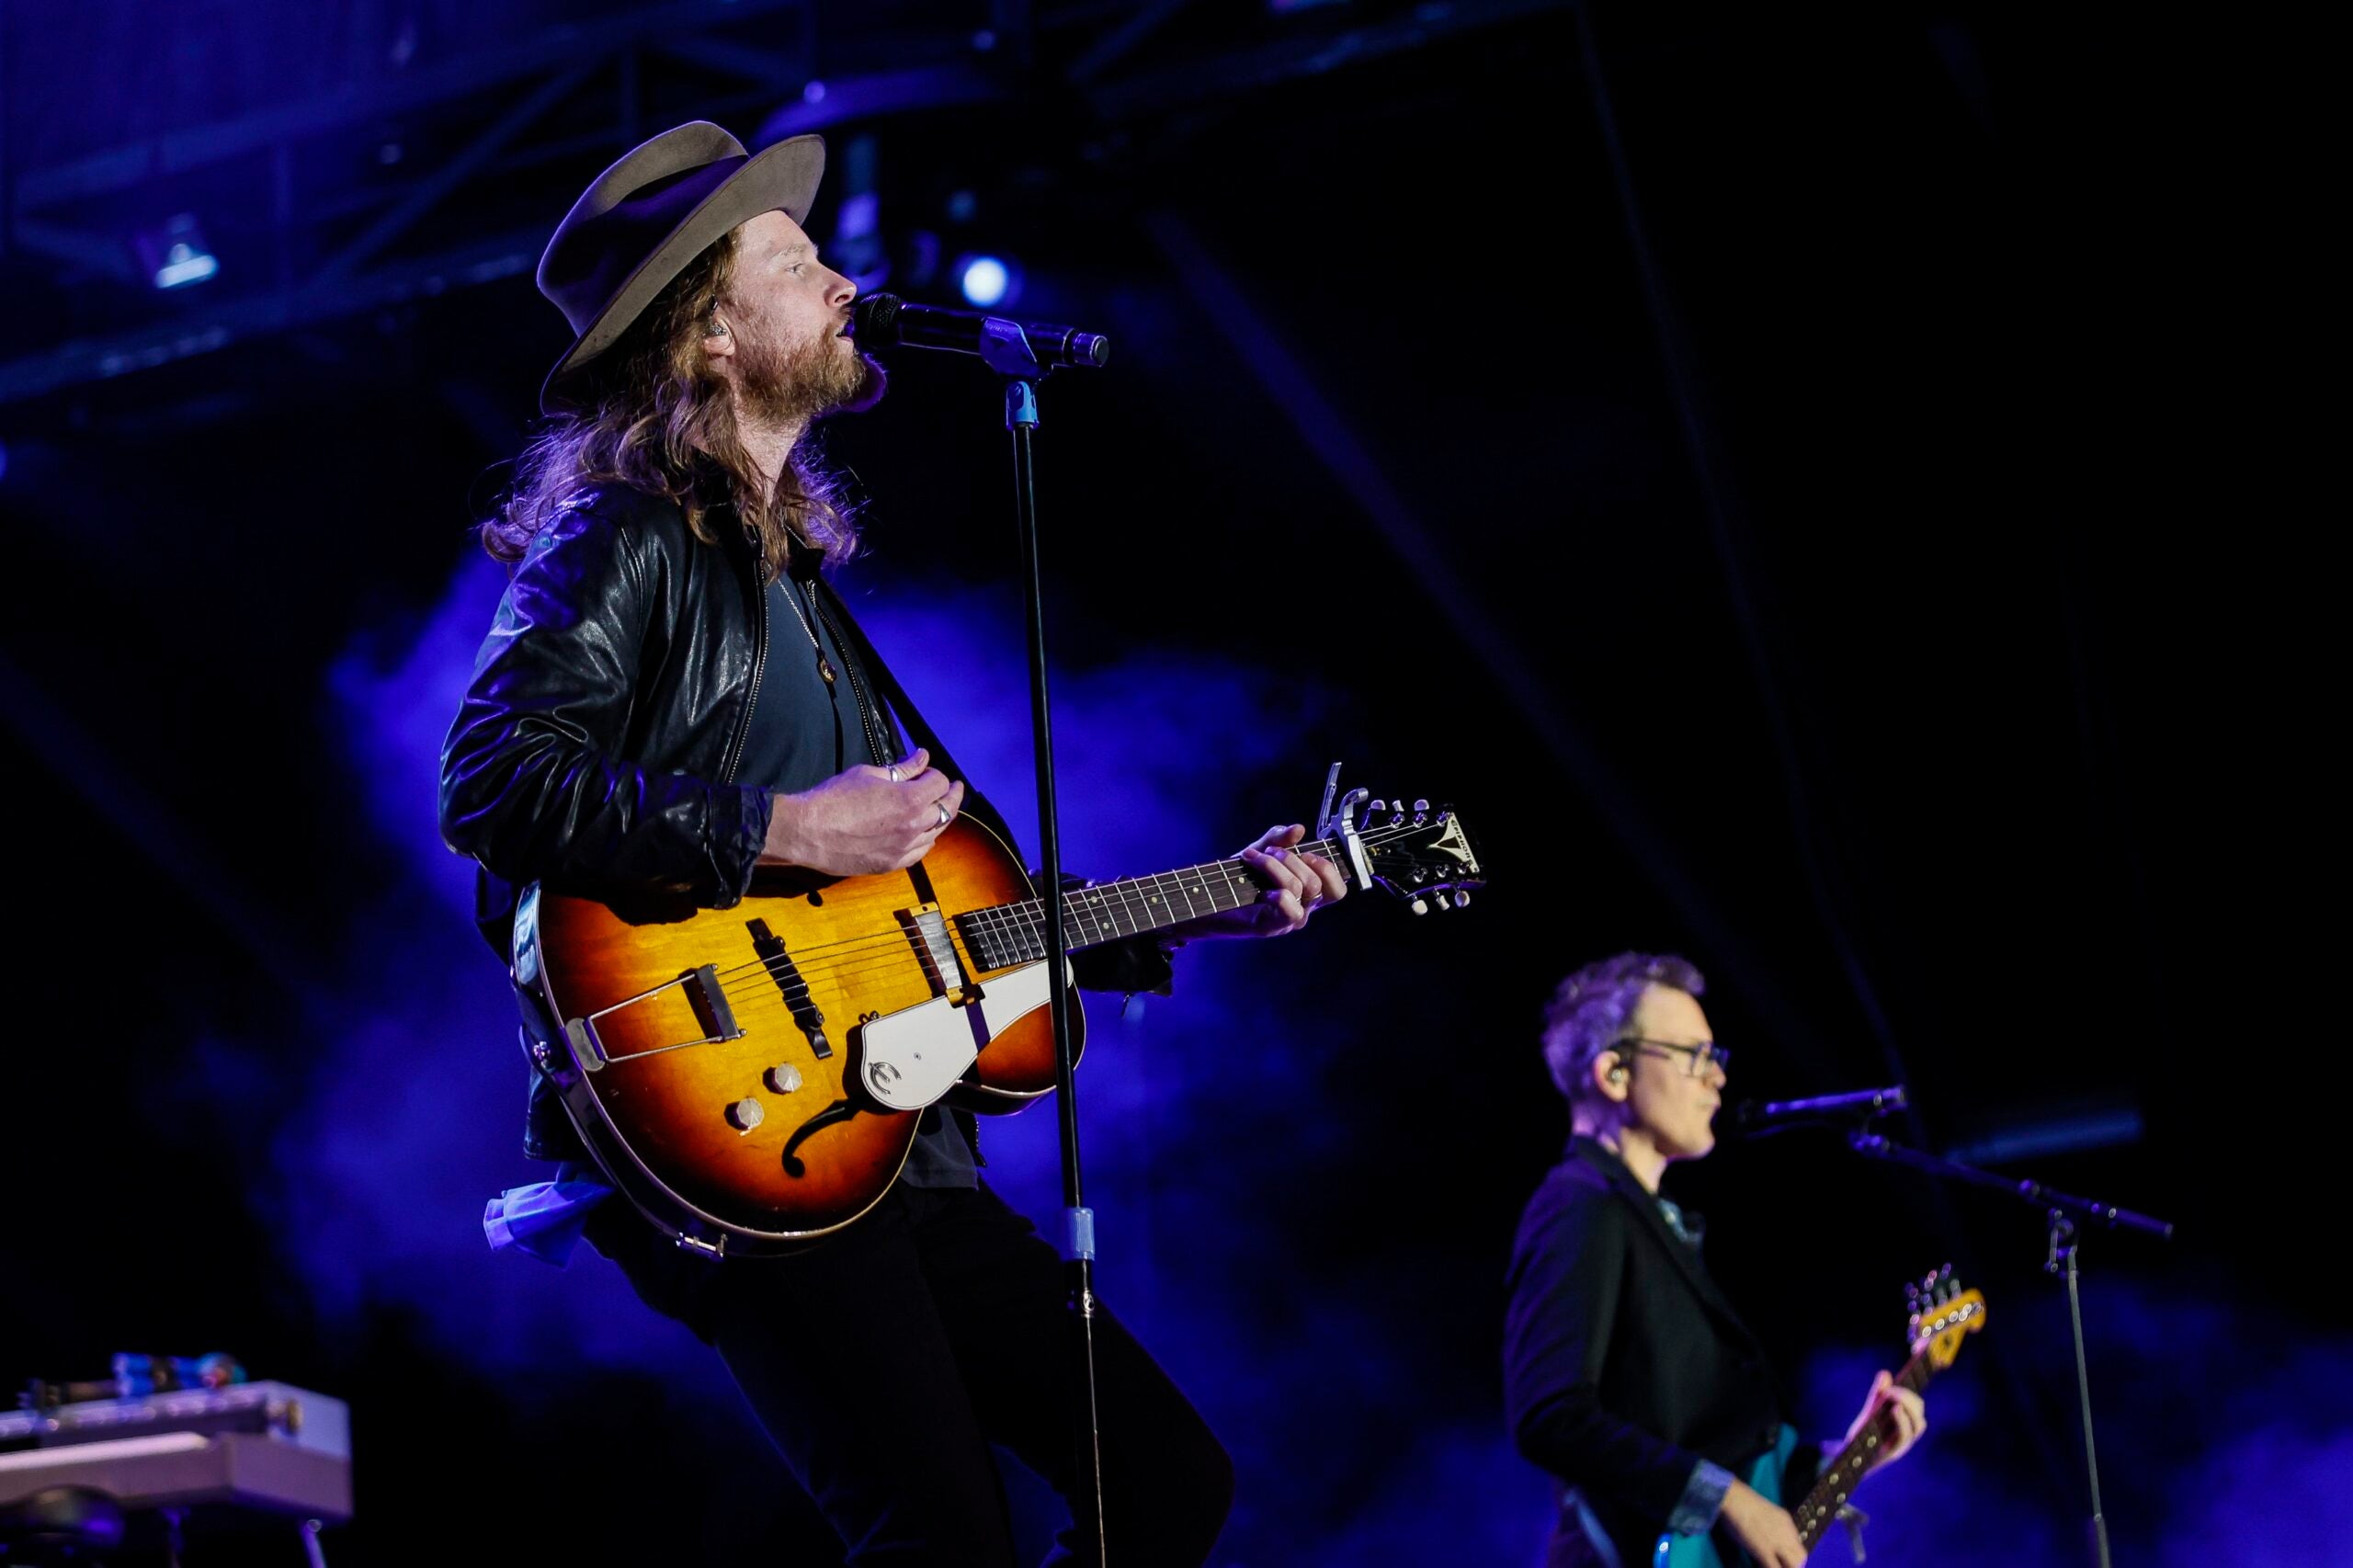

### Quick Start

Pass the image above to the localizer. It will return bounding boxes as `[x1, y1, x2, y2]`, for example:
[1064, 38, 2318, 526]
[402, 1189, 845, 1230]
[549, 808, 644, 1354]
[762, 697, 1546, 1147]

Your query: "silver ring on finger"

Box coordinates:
[888, 765, 904, 782]
[937, 801, 951, 827]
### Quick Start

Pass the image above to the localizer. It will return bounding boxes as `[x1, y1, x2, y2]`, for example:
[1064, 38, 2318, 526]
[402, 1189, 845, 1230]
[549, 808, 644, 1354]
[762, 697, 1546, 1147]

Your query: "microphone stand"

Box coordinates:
[1844, 1132, 2173, 1568]
[972, 319, 1108, 1559]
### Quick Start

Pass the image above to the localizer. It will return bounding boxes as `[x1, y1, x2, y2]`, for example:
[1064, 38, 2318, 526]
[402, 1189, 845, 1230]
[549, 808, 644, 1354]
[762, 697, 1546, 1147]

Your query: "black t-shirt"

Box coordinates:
[735, 567, 880, 795]
[740, 562, 977, 1187]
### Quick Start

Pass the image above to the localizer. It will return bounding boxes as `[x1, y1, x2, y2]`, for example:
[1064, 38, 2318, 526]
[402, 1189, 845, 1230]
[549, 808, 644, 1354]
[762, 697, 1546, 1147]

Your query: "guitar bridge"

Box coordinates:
[746, 918, 830, 1057]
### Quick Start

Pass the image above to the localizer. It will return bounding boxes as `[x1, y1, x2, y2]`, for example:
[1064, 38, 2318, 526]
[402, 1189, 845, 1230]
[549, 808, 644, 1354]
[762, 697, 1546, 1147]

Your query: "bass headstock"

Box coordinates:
[1904, 1264, 1989, 1369]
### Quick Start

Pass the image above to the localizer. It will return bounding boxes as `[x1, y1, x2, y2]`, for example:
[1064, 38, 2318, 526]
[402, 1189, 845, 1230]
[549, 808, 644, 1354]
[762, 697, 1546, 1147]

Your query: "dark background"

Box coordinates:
[0, 2, 2328, 1562]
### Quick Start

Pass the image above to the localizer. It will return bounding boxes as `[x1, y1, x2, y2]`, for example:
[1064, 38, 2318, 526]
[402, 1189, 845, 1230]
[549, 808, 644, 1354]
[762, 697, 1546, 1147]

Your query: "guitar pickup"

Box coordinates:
[897, 904, 983, 1006]
[746, 918, 829, 1058]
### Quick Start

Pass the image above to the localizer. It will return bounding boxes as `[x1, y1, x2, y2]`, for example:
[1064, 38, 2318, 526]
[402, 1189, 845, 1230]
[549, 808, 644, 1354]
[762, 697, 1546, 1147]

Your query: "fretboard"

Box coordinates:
[954, 836, 1352, 971]
[1790, 1352, 1935, 1549]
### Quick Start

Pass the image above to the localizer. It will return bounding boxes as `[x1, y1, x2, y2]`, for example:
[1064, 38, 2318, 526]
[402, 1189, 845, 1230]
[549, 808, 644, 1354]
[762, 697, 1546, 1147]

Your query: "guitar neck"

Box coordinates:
[1790, 1352, 1936, 1551]
[956, 836, 1354, 970]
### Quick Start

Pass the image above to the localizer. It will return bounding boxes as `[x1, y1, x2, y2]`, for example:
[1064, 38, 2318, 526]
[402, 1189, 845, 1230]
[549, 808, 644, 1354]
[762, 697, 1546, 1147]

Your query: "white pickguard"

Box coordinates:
[855, 960, 1068, 1110]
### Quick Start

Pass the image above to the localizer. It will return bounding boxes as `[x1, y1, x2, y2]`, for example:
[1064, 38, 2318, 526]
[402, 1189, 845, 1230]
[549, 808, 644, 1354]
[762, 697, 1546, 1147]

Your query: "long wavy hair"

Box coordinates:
[483, 227, 858, 576]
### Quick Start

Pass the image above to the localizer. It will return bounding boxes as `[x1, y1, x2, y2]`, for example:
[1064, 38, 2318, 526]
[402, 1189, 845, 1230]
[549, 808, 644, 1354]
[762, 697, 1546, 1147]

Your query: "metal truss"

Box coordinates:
[0, 0, 1558, 407]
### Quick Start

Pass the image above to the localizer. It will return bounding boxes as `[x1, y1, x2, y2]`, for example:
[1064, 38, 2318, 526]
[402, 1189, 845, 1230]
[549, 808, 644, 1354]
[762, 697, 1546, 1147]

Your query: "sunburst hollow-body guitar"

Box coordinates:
[510, 782, 1482, 1256]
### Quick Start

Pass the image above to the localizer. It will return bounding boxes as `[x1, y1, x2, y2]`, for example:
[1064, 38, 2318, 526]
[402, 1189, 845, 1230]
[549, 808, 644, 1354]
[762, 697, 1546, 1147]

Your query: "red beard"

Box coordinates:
[736, 324, 886, 424]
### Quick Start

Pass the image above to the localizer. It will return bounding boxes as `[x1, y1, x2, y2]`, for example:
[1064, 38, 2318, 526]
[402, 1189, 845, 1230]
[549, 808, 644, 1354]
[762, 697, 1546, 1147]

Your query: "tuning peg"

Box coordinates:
[1413, 799, 1428, 812]
[1410, 897, 1429, 915]
[1452, 891, 1470, 908]
[1370, 799, 1385, 812]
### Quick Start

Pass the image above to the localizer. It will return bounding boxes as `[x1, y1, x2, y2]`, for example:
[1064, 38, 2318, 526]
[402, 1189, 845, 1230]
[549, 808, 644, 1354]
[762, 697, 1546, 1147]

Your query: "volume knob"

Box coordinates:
[725, 1098, 766, 1131]
[765, 1064, 804, 1095]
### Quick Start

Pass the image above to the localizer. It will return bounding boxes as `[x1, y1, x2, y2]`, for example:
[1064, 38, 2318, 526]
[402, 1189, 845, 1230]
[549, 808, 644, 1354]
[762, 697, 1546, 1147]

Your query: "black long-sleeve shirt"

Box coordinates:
[1503, 1137, 1797, 1565]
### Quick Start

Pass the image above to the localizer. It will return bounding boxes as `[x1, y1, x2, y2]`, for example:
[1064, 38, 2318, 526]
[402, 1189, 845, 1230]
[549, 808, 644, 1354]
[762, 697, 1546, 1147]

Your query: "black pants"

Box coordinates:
[585, 1183, 1234, 1566]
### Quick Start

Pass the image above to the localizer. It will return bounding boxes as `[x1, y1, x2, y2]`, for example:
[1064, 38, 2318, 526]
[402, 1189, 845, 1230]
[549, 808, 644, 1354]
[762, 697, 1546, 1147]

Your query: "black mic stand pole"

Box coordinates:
[974, 320, 1108, 1559]
[1845, 1133, 2174, 1568]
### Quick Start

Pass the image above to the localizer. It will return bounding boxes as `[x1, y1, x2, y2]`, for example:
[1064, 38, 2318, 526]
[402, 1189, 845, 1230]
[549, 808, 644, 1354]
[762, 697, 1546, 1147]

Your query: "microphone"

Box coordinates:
[1731, 1085, 1908, 1135]
[850, 292, 1110, 369]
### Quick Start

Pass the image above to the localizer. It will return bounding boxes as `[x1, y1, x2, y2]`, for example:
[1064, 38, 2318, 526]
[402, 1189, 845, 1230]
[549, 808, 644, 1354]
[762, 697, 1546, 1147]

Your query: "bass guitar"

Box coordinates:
[510, 779, 1482, 1256]
[1658, 1267, 1987, 1566]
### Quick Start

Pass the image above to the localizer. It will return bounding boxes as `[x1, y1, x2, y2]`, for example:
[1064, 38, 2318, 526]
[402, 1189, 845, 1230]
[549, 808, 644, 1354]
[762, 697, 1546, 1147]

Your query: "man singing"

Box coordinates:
[1503, 953, 1927, 1568]
[440, 121, 1344, 1564]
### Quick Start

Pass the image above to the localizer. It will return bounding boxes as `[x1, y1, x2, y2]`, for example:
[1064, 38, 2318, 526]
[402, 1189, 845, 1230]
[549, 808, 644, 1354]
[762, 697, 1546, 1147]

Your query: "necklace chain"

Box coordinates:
[748, 521, 898, 770]
[777, 574, 835, 685]
[751, 523, 835, 686]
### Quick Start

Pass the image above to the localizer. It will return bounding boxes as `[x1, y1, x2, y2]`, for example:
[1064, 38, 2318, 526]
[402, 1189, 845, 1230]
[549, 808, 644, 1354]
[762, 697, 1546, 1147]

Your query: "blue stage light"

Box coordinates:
[957, 255, 1017, 310]
[154, 244, 220, 290]
[136, 214, 219, 290]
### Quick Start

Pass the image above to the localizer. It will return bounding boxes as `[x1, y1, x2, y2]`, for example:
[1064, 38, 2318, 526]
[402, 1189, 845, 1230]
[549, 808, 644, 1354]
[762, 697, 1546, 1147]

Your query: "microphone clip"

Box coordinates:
[976, 317, 1047, 381]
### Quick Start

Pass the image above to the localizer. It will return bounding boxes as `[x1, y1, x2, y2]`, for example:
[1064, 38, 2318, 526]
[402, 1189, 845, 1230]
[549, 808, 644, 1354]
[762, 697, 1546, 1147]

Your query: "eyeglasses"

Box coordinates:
[1622, 1037, 1732, 1077]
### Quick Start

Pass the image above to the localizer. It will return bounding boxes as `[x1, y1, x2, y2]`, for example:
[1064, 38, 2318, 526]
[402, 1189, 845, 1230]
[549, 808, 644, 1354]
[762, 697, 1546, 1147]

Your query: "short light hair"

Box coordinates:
[1540, 951, 1707, 1105]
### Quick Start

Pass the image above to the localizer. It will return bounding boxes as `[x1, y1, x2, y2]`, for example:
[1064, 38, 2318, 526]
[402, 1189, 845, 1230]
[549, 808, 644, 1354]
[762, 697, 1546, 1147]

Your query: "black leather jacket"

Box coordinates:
[439, 480, 1171, 1158]
[442, 483, 776, 924]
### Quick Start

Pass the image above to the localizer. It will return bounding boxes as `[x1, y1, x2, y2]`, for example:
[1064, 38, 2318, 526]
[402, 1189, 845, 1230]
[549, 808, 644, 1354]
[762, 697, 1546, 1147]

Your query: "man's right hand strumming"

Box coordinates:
[761, 746, 965, 875]
[1720, 1480, 1807, 1568]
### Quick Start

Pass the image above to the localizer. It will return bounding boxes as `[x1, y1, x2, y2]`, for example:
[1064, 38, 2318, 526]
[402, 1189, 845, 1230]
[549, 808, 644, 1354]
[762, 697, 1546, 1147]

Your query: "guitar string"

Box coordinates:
[574, 850, 1292, 1019]
[708, 858, 1320, 1007]
[557, 822, 1462, 1058]
[599, 822, 1447, 1026]
[655, 820, 1438, 995]
[586, 900, 1404, 1058]
[599, 866, 1275, 1028]
[575, 861, 1396, 1066]
[717, 861, 1268, 986]
[635, 861, 1355, 1021]
[642, 866, 1262, 1002]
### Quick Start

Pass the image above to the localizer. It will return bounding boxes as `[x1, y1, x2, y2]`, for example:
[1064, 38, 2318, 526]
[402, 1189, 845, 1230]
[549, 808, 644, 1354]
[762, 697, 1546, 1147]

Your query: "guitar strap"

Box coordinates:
[813, 574, 1175, 997]
[810, 576, 1019, 856]
[810, 575, 1010, 1164]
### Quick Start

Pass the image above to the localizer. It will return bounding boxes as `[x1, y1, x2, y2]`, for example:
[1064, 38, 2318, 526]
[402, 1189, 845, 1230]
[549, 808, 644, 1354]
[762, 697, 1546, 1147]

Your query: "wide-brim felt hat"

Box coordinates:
[537, 120, 825, 415]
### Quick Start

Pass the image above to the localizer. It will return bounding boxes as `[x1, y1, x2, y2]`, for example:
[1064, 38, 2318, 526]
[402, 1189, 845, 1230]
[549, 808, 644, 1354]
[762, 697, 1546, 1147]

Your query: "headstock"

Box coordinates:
[1313, 764, 1483, 915]
[1904, 1264, 1989, 1370]
[1355, 798, 1484, 915]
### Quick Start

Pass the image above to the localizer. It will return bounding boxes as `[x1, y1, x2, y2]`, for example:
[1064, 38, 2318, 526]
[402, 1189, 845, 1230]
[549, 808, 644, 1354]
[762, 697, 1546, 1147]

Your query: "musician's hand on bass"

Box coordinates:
[1167, 823, 1347, 940]
[762, 747, 964, 875]
[1846, 1369, 1927, 1471]
[1720, 1481, 1807, 1568]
